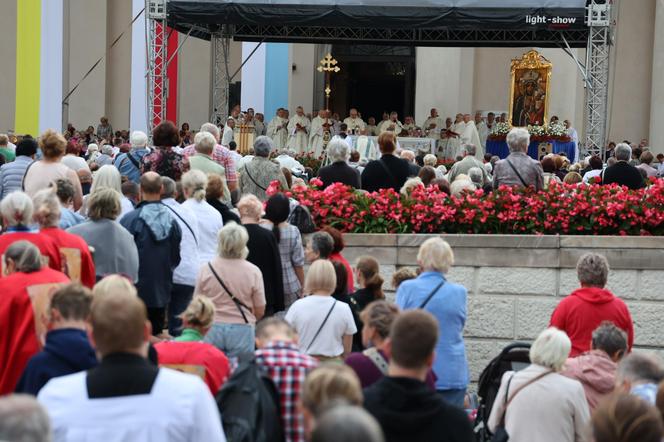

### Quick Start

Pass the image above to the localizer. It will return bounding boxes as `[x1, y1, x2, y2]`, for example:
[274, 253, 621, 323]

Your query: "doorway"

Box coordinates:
[326, 45, 416, 122]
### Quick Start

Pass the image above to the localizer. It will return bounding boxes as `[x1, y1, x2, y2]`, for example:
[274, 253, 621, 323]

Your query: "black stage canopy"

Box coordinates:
[167, 0, 589, 47]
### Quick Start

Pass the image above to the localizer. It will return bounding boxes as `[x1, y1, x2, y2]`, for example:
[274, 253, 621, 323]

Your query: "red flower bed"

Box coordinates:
[268, 178, 664, 236]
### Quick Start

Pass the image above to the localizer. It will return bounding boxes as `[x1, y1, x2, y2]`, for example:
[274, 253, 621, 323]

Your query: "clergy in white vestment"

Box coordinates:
[309, 110, 331, 157]
[254, 113, 267, 137]
[460, 114, 484, 159]
[343, 108, 366, 135]
[442, 114, 465, 159]
[275, 150, 306, 174]
[475, 112, 489, 150]
[366, 117, 380, 136]
[565, 119, 580, 163]
[380, 112, 404, 135]
[485, 112, 497, 136]
[287, 106, 311, 154]
[422, 108, 444, 139]
[402, 116, 417, 135]
[267, 108, 289, 150]
[221, 118, 235, 147]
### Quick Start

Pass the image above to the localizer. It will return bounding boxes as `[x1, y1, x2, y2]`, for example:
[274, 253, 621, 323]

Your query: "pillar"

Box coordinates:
[649, 0, 664, 154]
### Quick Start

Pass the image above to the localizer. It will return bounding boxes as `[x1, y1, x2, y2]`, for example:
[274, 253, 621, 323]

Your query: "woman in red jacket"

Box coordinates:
[32, 189, 95, 288]
[0, 241, 70, 394]
[550, 252, 634, 357]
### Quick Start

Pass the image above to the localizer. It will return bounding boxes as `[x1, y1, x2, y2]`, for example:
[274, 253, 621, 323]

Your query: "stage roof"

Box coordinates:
[167, 0, 589, 47]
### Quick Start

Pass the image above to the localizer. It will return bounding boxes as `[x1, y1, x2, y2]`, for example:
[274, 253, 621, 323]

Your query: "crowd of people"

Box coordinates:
[0, 117, 662, 442]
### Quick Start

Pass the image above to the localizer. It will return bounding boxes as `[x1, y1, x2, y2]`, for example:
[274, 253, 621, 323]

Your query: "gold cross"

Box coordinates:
[317, 54, 340, 73]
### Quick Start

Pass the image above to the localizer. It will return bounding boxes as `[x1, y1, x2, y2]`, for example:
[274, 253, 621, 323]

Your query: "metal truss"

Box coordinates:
[210, 31, 231, 126]
[146, 0, 168, 133]
[583, 0, 612, 158]
[230, 24, 589, 48]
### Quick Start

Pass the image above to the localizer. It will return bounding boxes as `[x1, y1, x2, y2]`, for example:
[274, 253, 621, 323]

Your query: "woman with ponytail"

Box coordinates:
[237, 194, 285, 316]
[181, 169, 223, 266]
[351, 256, 385, 311]
[264, 193, 305, 310]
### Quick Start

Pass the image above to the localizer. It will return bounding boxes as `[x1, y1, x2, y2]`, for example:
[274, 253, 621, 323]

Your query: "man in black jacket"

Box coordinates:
[361, 132, 410, 193]
[601, 143, 645, 190]
[363, 310, 473, 442]
[120, 172, 181, 335]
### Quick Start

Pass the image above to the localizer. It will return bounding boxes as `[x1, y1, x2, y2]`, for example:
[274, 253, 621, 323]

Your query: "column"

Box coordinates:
[288, 44, 315, 113]
[649, 0, 664, 155]
[105, 0, 132, 131]
[240, 42, 267, 113]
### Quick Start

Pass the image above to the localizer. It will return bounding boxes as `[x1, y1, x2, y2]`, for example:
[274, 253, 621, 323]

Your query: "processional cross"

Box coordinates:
[317, 53, 341, 110]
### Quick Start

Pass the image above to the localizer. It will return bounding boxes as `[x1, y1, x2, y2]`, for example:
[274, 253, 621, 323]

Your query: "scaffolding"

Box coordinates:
[146, 0, 167, 131]
[584, 0, 613, 158]
[210, 31, 231, 126]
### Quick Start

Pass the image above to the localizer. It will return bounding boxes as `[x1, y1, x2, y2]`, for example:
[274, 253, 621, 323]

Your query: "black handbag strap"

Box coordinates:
[505, 158, 528, 187]
[207, 262, 251, 324]
[306, 299, 337, 352]
[419, 280, 445, 309]
[244, 164, 267, 191]
[21, 159, 37, 191]
[125, 151, 142, 170]
[163, 203, 198, 246]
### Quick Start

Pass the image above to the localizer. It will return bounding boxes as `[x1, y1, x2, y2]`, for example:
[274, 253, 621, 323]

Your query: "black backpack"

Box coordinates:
[288, 205, 316, 234]
[215, 354, 284, 442]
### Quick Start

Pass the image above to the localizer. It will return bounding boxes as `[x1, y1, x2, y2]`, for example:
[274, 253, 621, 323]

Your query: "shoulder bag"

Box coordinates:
[207, 262, 252, 324]
[490, 370, 553, 442]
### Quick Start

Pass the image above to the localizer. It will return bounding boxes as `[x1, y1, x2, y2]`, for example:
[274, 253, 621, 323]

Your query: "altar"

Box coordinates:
[348, 135, 436, 160]
[486, 139, 578, 162]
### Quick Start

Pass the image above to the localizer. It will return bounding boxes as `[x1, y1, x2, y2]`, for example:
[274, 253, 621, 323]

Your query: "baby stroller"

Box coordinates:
[473, 342, 531, 442]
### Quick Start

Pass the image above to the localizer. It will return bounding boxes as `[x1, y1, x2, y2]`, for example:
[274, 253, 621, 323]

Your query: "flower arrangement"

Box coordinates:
[546, 122, 572, 143]
[294, 152, 324, 175]
[487, 122, 571, 143]
[269, 178, 664, 236]
[487, 122, 512, 141]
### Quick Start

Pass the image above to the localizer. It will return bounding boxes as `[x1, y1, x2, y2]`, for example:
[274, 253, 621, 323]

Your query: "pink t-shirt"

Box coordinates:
[195, 257, 266, 324]
[23, 161, 83, 206]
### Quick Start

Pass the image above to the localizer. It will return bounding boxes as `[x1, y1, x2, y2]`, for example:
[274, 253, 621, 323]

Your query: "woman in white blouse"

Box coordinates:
[181, 170, 223, 266]
[285, 259, 357, 361]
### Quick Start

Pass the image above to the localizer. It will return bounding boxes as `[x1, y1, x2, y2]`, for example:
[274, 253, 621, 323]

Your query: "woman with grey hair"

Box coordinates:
[317, 139, 361, 189]
[0, 191, 62, 272]
[304, 231, 334, 263]
[492, 127, 544, 190]
[0, 241, 70, 394]
[395, 237, 469, 407]
[550, 252, 633, 357]
[67, 188, 139, 282]
[312, 405, 384, 442]
[488, 327, 590, 442]
[237, 136, 289, 200]
[196, 222, 266, 358]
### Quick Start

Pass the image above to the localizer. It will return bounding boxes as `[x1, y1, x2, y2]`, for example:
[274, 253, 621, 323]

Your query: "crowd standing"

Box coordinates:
[0, 115, 663, 442]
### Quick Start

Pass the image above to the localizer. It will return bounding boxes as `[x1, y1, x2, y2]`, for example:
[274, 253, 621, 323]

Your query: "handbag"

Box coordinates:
[490, 370, 553, 442]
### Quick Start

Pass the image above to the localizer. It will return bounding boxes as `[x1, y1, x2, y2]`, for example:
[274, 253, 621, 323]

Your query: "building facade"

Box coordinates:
[0, 0, 661, 152]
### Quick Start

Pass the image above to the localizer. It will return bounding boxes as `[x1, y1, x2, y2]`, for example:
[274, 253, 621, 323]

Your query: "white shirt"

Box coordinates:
[163, 198, 201, 286]
[229, 150, 242, 167]
[61, 154, 90, 172]
[582, 168, 603, 183]
[222, 126, 235, 147]
[330, 135, 353, 151]
[182, 198, 223, 267]
[38, 368, 225, 442]
[285, 295, 357, 357]
[275, 154, 305, 173]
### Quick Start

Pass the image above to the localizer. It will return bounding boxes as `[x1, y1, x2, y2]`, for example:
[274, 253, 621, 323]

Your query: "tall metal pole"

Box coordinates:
[583, 0, 612, 159]
[146, 0, 168, 133]
[210, 29, 231, 126]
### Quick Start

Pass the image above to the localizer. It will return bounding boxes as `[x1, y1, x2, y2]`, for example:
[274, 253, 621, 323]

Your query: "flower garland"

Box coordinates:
[267, 178, 664, 236]
[487, 122, 571, 143]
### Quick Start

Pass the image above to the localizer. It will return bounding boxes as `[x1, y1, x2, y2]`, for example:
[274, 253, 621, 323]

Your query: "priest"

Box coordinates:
[366, 117, 380, 136]
[380, 112, 404, 135]
[310, 109, 331, 157]
[267, 108, 289, 150]
[441, 114, 465, 159]
[475, 112, 489, 150]
[460, 114, 484, 159]
[422, 108, 444, 139]
[343, 108, 366, 135]
[402, 116, 417, 135]
[287, 106, 311, 154]
[377, 112, 390, 133]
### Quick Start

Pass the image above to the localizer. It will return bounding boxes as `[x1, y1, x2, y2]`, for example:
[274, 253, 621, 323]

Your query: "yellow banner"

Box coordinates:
[15, 0, 41, 136]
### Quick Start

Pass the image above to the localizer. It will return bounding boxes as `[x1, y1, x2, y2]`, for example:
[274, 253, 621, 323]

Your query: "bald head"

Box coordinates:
[140, 172, 162, 198]
[91, 290, 149, 357]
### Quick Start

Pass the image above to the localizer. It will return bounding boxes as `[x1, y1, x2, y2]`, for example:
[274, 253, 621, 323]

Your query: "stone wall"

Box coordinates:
[342, 234, 664, 383]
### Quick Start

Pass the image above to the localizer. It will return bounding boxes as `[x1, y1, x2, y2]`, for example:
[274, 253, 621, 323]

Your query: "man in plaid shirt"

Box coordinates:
[182, 122, 238, 191]
[255, 318, 318, 442]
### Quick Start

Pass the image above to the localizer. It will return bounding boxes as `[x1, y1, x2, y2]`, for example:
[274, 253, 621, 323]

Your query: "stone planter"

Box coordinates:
[342, 234, 664, 382]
